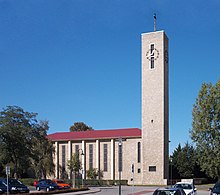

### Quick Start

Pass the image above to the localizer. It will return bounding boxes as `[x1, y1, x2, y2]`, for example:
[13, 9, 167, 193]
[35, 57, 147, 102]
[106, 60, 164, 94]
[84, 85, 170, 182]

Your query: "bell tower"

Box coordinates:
[141, 30, 169, 185]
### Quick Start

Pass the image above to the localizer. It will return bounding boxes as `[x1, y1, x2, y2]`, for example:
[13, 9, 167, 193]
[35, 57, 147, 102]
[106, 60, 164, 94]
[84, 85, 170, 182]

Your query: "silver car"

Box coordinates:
[174, 182, 197, 195]
[153, 187, 186, 195]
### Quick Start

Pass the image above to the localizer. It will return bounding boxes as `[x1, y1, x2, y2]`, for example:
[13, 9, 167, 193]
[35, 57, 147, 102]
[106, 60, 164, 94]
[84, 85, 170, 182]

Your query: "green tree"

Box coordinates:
[0, 106, 38, 178]
[170, 144, 181, 179]
[67, 153, 81, 188]
[0, 106, 55, 179]
[69, 122, 93, 132]
[172, 143, 197, 178]
[190, 80, 220, 179]
[87, 168, 98, 179]
[31, 121, 55, 179]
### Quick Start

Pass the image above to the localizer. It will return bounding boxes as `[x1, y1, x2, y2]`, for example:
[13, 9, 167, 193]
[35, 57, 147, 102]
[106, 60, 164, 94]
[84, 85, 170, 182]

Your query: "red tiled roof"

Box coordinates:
[47, 128, 142, 141]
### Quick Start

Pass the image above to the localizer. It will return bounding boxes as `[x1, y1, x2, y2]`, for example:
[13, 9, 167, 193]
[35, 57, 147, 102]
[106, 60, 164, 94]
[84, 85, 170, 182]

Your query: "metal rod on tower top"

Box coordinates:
[154, 13, 156, 32]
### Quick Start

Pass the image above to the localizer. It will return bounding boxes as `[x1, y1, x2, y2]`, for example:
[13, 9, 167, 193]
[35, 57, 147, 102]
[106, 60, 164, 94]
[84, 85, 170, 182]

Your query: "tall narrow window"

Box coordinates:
[75, 145, 79, 154]
[118, 144, 123, 172]
[150, 44, 155, 69]
[62, 145, 66, 171]
[104, 144, 108, 172]
[137, 142, 141, 163]
[89, 144, 93, 169]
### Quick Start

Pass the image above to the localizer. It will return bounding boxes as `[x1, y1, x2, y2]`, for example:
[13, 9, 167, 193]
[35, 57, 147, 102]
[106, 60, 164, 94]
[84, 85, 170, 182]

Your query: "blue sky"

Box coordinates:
[0, 0, 220, 153]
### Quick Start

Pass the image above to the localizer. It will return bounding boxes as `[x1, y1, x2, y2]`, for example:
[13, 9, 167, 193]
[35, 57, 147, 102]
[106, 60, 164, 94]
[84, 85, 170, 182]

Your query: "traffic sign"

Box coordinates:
[6, 166, 10, 175]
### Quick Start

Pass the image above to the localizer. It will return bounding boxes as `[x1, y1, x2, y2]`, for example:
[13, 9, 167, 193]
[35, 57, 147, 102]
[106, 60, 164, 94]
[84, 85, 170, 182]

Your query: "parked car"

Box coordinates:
[153, 187, 186, 195]
[210, 182, 220, 195]
[0, 178, 29, 194]
[33, 179, 46, 187]
[52, 179, 70, 189]
[174, 182, 197, 195]
[36, 179, 60, 192]
[0, 180, 7, 194]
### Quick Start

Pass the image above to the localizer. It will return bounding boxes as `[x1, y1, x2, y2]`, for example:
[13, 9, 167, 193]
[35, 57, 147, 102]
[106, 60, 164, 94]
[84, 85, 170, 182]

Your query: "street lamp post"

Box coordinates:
[78, 149, 84, 188]
[6, 165, 10, 195]
[169, 140, 171, 187]
[118, 138, 122, 195]
[170, 157, 173, 187]
[81, 169, 84, 187]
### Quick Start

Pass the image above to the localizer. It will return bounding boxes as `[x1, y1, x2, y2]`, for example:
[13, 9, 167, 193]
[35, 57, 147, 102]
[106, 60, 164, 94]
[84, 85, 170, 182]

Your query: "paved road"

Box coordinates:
[29, 185, 211, 195]
[89, 186, 210, 195]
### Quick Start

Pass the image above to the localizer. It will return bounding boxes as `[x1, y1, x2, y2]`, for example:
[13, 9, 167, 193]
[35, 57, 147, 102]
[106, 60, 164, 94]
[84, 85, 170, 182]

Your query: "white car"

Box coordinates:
[174, 182, 197, 195]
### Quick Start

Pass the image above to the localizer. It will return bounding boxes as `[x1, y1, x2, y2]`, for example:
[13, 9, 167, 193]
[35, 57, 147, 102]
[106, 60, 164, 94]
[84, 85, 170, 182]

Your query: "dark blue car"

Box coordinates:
[36, 179, 60, 192]
[0, 180, 7, 194]
[0, 178, 29, 194]
[210, 182, 220, 195]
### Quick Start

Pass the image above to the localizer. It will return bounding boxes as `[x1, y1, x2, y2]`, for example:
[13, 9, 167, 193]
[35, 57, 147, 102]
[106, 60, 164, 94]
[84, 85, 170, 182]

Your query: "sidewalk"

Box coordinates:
[54, 187, 101, 195]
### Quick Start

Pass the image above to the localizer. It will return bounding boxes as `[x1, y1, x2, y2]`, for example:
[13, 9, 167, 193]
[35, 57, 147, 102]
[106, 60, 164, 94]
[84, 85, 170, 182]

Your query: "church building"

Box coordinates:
[48, 29, 169, 185]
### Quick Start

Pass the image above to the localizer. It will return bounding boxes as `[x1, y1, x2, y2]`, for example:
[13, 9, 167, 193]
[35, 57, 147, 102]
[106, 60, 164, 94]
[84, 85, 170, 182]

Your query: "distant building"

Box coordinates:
[48, 30, 169, 185]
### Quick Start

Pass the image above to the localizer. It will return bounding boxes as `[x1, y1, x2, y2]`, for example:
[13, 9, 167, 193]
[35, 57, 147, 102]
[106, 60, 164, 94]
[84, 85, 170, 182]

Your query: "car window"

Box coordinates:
[175, 184, 192, 190]
[8, 179, 22, 185]
[183, 184, 192, 189]
[155, 190, 181, 195]
[159, 191, 167, 195]
[0, 181, 6, 187]
[214, 183, 220, 190]
[174, 184, 183, 188]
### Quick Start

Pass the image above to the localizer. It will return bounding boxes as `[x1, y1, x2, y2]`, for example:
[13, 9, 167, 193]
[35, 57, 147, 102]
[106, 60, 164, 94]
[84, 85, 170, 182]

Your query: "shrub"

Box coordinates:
[19, 178, 36, 186]
[84, 179, 128, 186]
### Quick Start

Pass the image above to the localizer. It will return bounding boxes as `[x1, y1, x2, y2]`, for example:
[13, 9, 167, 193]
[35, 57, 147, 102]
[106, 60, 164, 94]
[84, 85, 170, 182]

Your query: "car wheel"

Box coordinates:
[46, 187, 50, 192]
[36, 186, 40, 191]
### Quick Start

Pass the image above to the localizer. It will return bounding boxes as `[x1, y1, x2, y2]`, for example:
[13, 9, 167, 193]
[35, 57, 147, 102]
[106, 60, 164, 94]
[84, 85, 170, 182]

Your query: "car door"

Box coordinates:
[41, 180, 47, 190]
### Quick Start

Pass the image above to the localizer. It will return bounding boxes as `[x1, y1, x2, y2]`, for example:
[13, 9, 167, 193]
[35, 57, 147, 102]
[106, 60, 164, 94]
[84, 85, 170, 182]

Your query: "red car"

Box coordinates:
[52, 179, 70, 189]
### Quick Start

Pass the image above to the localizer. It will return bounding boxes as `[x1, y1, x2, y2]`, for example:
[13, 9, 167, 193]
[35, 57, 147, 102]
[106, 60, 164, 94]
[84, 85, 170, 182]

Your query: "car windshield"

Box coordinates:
[214, 183, 220, 190]
[8, 179, 22, 185]
[46, 180, 55, 184]
[0, 181, 6, 187]
[154, 189, 181, 195]
[56, 180, 64, 183]
[175, 184, 192, 189]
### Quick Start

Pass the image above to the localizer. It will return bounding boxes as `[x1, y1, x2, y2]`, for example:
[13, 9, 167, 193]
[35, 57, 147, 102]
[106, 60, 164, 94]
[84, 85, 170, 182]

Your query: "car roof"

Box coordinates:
[175, 182, 193, 184]
[214, 182, 220, 186]
[157, 187, 183, 190]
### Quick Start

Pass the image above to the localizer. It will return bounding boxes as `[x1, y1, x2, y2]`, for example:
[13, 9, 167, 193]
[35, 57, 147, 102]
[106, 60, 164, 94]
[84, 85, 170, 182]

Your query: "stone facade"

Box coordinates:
[141, 31, 169, 185]
[53, 137, 142, 185]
